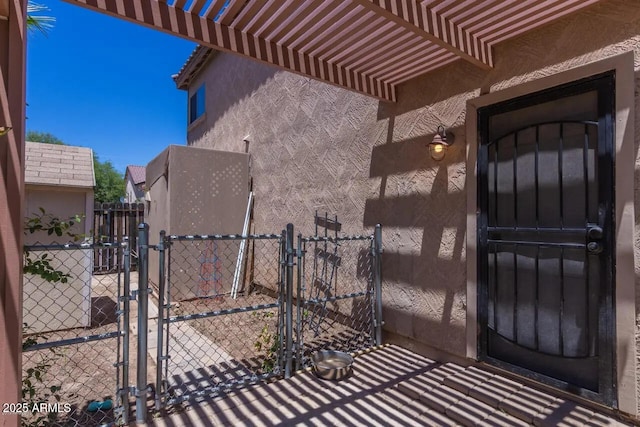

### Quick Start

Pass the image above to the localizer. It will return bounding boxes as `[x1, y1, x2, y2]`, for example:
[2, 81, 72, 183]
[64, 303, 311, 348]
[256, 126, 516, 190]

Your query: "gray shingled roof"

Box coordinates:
[25, 141, 95, 188]
[125, 165, 146, 185]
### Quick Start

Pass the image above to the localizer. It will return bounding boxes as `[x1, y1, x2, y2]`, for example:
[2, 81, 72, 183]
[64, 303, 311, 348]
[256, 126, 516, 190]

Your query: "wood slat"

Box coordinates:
[263, 0, 325, 43]
[460, 0, 551, 34]
[307, 11, 380, 59]
[285, 1, 353, 51]
[365, 40, 436, 78]
[244, 0, 289, 36]
[249, 0, 300, 39]
[187, 0, 209, 15]
[355, 0, 493, 68]
[295, 4, 369, 57]
[202, 0, 227, 20]
[215, 0, 247, 24]
[275, 0, 346, 48]
[369, 44, 445, 80]
[65, 0, 397, 101]
[386, 52, 459, 83]
[478, 0, 601, 45]
[347, 34, 429, 74]
[331, 22, 404, 68]
[63, 0, 602, 102]
[228, 0, 268, 29]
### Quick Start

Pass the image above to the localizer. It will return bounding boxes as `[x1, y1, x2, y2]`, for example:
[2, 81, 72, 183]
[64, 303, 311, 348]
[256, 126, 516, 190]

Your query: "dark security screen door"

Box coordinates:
[477, 73, 615, 405]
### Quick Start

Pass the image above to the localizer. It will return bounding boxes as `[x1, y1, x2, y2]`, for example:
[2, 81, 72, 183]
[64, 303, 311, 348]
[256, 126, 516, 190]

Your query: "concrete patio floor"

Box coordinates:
[140, 344, 634, 426]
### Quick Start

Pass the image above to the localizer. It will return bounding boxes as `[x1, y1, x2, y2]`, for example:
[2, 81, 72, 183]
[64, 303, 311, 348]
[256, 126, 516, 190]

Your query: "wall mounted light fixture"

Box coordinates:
[429, 125, 453, 161]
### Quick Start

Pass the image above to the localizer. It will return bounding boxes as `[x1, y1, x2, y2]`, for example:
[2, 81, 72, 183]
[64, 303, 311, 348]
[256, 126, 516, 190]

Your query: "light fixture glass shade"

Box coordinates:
[429, 142, 446, 161]
[429, 125, 450, 161]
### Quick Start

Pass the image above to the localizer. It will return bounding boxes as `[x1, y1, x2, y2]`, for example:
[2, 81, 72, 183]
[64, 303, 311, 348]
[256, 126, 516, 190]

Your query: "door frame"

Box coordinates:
[477, 73, 615, 405]
[465, 51, 636, 414]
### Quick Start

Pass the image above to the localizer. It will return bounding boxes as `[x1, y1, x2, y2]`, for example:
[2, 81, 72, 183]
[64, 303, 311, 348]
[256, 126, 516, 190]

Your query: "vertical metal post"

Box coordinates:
[162, 236, 171, 401]
[121, 240, 131, 425]
[278, 231, 286, 373]
[373, 224, 384, 345]
[284, 223, 294, 378]
[155, 230, 166, 411]
[295, 233, 303, 371]
[136, 223, 149, 424]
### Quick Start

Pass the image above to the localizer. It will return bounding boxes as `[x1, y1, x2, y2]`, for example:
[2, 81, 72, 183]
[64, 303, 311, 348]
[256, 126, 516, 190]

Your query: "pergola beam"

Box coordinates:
[355, 0, 493, 69]
[0, 0, 8, 19]
[65, 0, 396, 102]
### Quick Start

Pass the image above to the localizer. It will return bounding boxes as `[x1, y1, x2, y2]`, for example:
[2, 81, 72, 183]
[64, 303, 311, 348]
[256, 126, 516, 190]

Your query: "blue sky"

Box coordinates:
[27, 0, 196, 172]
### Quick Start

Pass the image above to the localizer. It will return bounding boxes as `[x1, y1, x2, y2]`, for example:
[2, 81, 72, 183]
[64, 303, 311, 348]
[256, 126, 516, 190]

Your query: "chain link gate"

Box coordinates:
[127, 222, 383, 420]
[154, 231, 286, 408]
[21, 241, 132, 426]
[295, 224, 383, 370]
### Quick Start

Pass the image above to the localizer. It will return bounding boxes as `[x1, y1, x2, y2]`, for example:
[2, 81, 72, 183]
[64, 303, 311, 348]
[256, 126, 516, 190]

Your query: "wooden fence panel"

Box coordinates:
[93, 203, 145, 273]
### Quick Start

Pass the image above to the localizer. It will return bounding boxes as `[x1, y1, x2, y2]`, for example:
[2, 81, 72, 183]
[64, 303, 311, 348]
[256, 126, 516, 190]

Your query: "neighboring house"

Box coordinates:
[124, 164, 146, 203]
[24, 141, 95, 242]
[23, 141, 95, 333]
[169, 1, 640, 417]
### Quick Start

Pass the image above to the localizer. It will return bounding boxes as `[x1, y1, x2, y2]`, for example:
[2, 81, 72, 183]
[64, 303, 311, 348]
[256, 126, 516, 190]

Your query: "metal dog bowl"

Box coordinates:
[311, 350, 354, 380]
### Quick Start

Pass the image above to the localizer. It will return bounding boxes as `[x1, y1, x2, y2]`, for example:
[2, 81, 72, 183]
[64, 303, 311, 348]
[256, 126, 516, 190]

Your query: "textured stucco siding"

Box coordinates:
[186, 0, 640, 394]
[24, 187, 93, 244]
[125, 179, 138, 203]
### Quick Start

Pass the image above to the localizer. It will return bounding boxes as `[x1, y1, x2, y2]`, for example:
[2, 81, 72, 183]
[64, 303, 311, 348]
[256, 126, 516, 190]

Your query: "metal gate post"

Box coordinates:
[155, 230, 166, 411]
[278, 231, 286, 374]
[373, 224, 384, 345]
[136, 223, 150, 424]
[295, 233, 303, 371]
[284, 223, 294, 378]
[121, 240, 131, 425]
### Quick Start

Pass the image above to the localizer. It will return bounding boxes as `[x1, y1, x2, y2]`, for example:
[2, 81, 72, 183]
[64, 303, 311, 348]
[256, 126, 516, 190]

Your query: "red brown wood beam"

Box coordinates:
[173, 0, 187, 9]
[214, 0, 248, 25]
[64, 0, 397, 102]
[355, 0, 493, 69]
[203, 0, 229, 20]
[0, 2, 26, 426]
[187, 0, 208, 16]
[0, 0, 9, 19]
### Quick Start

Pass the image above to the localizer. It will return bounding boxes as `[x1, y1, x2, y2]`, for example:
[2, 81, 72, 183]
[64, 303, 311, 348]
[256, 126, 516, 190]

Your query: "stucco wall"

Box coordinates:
[24, 186, 93, 244]
[145, 145, 249, 295]
[186, 0, 640, 381]
[125, 179, 139, 203]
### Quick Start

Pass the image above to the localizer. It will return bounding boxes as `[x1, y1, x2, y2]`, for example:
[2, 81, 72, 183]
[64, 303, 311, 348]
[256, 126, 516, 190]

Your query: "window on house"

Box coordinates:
[189, 84, 205, 124]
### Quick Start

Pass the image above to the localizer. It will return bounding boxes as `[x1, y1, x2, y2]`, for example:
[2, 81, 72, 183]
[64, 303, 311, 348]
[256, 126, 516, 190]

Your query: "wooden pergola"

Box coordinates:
[65, 0, 601, 102]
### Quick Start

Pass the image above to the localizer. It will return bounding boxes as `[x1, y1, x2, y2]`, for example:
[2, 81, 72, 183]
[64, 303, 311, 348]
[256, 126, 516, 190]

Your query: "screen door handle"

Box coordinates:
[586, 224, 603, 254]
[587, 224, 603, 241]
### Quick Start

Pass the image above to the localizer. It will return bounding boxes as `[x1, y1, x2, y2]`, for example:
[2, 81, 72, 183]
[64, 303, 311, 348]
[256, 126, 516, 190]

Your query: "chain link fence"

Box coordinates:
[153, 225, 382, 411]
[22, 242, 130, 427]
[155, 233, 284, 407]
[296, 235, 377, 369]
[20, 223, 382, 424]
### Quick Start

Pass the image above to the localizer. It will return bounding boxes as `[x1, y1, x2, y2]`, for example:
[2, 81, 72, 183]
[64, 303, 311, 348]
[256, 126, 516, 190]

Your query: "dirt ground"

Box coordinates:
[20, 265, 373, 426]
[21, 271, 155, 427]
[161, 284, 373, 382]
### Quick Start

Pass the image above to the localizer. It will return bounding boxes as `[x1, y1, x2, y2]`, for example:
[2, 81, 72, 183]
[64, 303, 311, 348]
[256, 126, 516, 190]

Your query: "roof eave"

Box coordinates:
[174, 45, 217, 90]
